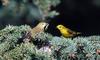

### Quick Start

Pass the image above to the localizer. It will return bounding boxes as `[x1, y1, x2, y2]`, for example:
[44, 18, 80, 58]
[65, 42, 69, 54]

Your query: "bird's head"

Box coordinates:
[56, 24, 65, 30]
[37, 22, 49, 31]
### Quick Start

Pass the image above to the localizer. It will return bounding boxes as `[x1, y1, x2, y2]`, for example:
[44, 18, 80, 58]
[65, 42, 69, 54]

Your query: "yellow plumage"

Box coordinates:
[56, 25, 81, 37]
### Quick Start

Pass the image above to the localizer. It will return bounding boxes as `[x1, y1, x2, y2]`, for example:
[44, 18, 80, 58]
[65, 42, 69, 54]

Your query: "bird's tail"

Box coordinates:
[76, 32, 81, 35]
[73, 31, 81, 35]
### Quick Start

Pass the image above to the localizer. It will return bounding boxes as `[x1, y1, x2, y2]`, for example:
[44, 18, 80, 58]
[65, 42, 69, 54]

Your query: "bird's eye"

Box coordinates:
[59, 26, 62, 28]
[42, 23, 45, 25]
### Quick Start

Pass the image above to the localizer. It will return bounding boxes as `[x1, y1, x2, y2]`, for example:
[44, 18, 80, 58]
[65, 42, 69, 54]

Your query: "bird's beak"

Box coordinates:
[56, 25, 60, 29]
[56, 25, 58, 28]
[44, 23, 49, 31]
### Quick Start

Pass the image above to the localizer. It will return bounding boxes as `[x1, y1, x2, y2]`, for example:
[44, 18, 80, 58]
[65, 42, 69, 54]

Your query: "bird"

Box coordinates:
[22, 22, 49, 43]
[56, 24, 81, 38]
[31, 22, 49, 38]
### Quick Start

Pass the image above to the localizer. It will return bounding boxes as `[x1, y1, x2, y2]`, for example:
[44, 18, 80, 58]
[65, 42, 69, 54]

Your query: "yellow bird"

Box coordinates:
[56, 25, 81, 38]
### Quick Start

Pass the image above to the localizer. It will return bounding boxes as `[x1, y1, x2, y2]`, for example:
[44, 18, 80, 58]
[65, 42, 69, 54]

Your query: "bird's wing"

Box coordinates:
[65, 28, 74, 34]
[67, 28, 81, 35]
